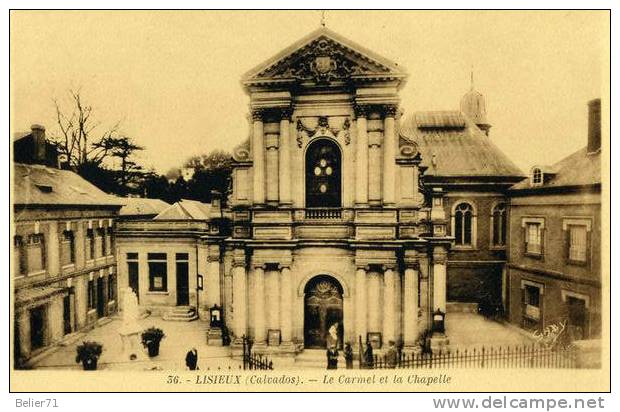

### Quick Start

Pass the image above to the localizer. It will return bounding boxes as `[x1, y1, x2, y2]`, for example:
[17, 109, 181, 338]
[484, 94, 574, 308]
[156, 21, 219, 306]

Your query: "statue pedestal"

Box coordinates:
[429, 334, 450, 354]
[119, 322, 144, 361]
[207, 327, 223, 346]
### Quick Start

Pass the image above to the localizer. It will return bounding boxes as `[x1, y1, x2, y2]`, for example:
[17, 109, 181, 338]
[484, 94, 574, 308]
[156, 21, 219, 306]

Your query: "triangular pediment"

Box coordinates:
[243, 27, 406, 85]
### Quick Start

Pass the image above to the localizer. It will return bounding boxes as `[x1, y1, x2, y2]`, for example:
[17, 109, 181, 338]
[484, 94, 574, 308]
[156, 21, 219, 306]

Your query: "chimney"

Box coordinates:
[30, 124, 46, 162]
[587, 99, 601, 153]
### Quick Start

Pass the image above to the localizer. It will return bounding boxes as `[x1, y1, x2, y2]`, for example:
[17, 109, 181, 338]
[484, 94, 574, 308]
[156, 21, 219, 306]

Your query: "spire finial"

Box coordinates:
[470, 65, 474, 91]
[320, 10, 327, 27]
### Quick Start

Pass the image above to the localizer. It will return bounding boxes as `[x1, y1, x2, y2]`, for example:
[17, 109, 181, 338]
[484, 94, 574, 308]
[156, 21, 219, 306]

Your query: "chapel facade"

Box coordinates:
[226, 28, 453, 354]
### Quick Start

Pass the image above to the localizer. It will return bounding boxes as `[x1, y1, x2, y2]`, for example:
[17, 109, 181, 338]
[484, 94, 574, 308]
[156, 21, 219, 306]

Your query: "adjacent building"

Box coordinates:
[507, 99, 602, 341]
[12, 125, 124, 367]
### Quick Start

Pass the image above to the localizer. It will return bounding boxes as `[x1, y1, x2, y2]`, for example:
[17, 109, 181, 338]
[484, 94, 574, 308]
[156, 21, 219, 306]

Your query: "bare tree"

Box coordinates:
[52, 88, 121, 168]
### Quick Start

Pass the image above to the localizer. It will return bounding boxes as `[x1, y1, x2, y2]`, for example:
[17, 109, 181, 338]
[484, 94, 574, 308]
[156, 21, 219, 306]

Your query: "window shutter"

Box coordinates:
[565, 228, 571, 262]
[540, 228, 545, 257]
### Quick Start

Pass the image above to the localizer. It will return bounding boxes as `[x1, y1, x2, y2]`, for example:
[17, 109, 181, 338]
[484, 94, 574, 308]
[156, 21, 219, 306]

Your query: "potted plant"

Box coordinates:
[75, 341, 103, 370]
[141, 327, 165, 357]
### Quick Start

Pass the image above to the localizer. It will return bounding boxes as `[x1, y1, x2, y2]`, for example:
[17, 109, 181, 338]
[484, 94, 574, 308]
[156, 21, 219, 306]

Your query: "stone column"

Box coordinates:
[403, 263, 419, 349]
[383, 266, 396, 345]
[280, 266, 293, 347]
[206, 245, 221, 309]
[278, 109, 292, 205]
[265, 134, 279, 203]
[354, 105, 368, 205]
[433, 246, 448, 313]
[253, 264, 266, 345]
[355, 266, 367, 343]
[75, 221, 86, 269]
[232, 259, 247, 343]
[252, 110, 265, 205]
[383, 106, 397, 205]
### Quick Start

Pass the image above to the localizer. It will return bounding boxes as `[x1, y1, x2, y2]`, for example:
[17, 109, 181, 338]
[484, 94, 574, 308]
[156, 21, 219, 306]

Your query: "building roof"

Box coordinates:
[510, 147, 601, 191]
[154, 199, 212, 220]
[399, 111, 524, 178]
[13, 163, 125, 207]
[119, 197, 170, 216]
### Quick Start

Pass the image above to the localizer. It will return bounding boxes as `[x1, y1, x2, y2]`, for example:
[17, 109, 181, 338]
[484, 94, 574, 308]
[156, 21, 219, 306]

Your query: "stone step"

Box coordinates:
[163, 306, 198, 322]
[446, 301, 479, 313]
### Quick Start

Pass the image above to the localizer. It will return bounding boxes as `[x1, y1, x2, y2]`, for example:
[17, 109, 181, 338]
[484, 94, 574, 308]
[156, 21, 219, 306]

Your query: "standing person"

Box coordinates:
[344, 342, 353, 369]
[385, 340, 398, 369]
[364, 341, 374, 369]
[185, 347, 198, 370]
[326, 345, 339, 370]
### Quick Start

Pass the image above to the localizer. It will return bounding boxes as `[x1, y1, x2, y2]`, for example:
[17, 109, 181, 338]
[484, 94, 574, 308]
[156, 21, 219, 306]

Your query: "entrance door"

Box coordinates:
[567, 297, 588, 340]
[128, 260, 139, 302]
[176, 261, 189, 306]
[63, 294, 72, 335]
[29, 305, 46, 351]
[304, 275, 344, 349]
[96, 277, 105, 317]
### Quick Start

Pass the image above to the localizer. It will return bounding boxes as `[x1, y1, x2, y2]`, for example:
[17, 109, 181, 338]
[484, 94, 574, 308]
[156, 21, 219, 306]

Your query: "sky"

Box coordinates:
[10, 10, 608, 174]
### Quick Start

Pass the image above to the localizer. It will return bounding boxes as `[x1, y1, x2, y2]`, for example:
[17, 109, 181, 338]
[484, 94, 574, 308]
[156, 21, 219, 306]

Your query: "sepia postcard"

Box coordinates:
[8, 9, 610, 393]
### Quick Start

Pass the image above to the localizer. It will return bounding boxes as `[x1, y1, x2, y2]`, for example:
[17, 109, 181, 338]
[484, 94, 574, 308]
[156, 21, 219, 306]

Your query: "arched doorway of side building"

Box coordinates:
[303, 275, 344, 349]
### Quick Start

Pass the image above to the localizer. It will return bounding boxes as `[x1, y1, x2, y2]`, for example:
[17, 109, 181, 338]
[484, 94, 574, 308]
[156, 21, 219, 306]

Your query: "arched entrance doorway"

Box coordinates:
[304, 275, 344, 349]
[305, 138, 342, 208]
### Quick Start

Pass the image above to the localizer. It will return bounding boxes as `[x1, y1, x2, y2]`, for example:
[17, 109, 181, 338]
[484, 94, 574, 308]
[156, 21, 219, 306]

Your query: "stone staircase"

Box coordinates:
[162, 306, 198, 322]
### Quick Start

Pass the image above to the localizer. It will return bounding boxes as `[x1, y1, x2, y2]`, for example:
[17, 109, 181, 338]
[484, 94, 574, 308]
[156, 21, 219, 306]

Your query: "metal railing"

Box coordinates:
[367, 344, 577, 369]
[304, 208, 342, 219]
[242, 335, 273, 370]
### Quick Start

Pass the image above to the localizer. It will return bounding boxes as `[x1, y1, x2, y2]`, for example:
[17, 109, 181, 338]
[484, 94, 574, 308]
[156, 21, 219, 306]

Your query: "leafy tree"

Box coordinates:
[95, 136, 144, 196]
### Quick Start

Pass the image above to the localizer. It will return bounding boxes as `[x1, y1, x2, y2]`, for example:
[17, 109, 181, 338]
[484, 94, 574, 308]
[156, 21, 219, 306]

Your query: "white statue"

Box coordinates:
[118, 287, 142, 360]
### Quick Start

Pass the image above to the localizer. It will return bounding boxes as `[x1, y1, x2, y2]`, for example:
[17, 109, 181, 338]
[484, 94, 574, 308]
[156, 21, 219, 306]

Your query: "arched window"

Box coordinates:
[454, 202, 474, 246]
[492, 202, 507, 246]
[305, 139, 341, 208]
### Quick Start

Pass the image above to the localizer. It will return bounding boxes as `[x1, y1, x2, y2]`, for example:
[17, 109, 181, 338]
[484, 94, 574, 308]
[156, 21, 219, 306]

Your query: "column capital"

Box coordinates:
[383, 105, 398, 118]
[251, 109, 264, 122]
[354, 104, 368, 119]
[433, 246, 448, 265]
[405, 260, 420, 271]
[280, 107, 293, 121]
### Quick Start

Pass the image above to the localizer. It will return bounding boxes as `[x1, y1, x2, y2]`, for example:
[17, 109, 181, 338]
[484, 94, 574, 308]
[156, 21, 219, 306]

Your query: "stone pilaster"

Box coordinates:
[383, 105, 397, 205]
[252, 109, 265, 205]
[265, 134, 279, 203]
[280, 266, 294, 348]
[45, 220, 60, 277]
[354, 105, 369, 205]
[206, 245, 221, 309]
[278, 109, 292, 205]
[432, 246, 448, 313]
[403, 261, 420, 350]
[253, 263, 266, 345]
[355, 266, 367, 343]
[231, 252, 247, 344]
[382, 266, 396, 345]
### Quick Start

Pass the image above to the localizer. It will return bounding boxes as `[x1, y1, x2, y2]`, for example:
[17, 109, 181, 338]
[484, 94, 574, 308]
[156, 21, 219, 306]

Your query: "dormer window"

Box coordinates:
[531, 167, 543, 186]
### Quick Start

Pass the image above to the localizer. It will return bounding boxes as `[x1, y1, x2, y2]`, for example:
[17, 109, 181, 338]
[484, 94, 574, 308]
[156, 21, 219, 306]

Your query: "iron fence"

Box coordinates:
[241, 335, 273, 370]
[369, 344, 577, 369]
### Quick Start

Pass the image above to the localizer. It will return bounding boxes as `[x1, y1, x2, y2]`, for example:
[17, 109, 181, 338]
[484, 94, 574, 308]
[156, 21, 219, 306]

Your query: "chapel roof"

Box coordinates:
[399, 111, 523, 178]
[119, 197, 171, 217]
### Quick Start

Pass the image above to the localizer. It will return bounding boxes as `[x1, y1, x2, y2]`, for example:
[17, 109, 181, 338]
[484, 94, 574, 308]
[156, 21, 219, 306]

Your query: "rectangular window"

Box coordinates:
[127, 253, 139, 298]
[148, 253, 167, 292]
[61, 230, 75, 266]
[26, 234, 45, 273]
[525, 223, 542, 255]
[567, 296, 588, 340]
[88, 279, 96, 310]
[86, 229, 95, 261]
[568, 225, 588, 263]
[97, 228, 107, 257]
[523, 284, 541, 328]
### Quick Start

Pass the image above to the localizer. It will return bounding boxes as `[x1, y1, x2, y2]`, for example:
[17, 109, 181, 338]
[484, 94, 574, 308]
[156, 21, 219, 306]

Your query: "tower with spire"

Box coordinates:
[460, 70, 491, 136]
